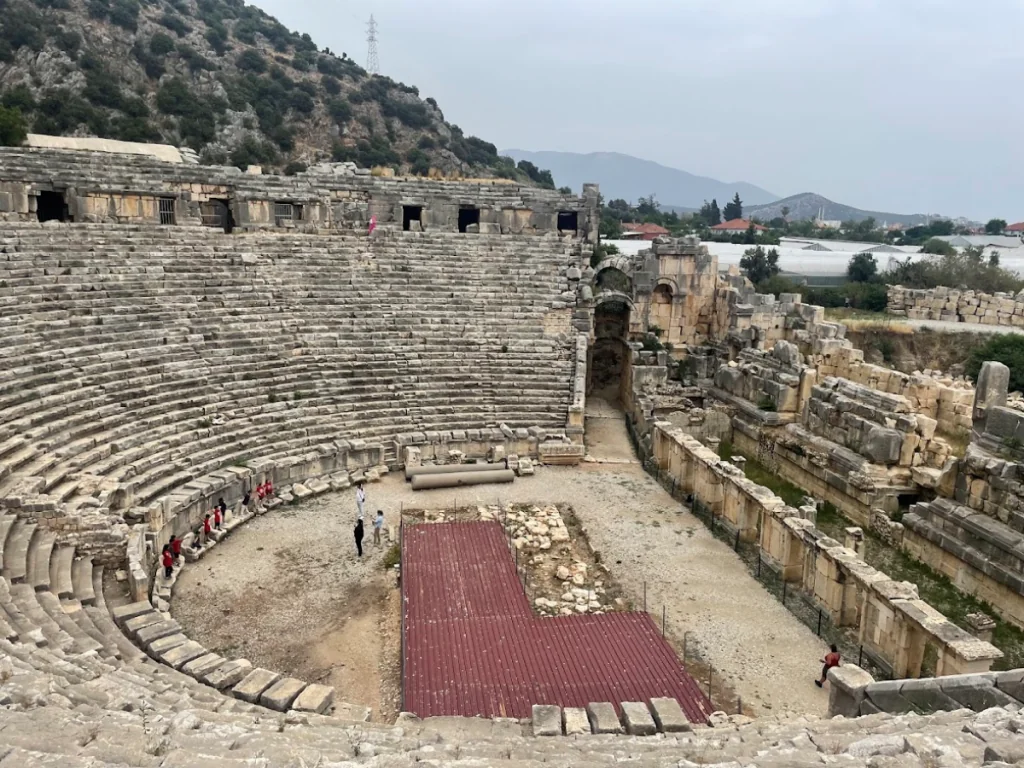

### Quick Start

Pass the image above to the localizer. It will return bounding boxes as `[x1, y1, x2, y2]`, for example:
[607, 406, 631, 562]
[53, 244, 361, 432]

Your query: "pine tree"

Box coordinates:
[723, 192, 743, 221]
[709, 198, 721, 226]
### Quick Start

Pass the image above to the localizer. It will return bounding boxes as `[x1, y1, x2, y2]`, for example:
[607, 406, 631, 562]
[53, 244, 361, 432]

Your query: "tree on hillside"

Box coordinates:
[781, 205, 790, 221]
[743, 221, 758, 244]
[637, 194, 660, 217]
[723, 193, 743, 221]
[0, 106, 27, 147]
[740, 245, 780, 284]
[985, 219, 1008, 235]
[847, 253, 878, 283]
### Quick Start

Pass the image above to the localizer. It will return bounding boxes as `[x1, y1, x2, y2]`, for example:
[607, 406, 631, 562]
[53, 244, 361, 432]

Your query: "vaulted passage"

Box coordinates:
[36, 191, 68, 222]
[589, 300, 631, 403]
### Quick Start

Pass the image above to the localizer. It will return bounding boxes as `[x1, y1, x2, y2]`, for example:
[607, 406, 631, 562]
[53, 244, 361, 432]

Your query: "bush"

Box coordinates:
[326, 96, 351, 124]
[178, 44, 213, 72]
[283, 160, 306, 176]
[236, 49, 266, 73]
[157, 12, 190, 37]
[109, 0, 141, 31]
[740, 245, 780, 284]
[417, 135, 435, 150]
[82, 67, 123, 109]
[2, 84, 36, 113]
[320, 75, 341, 95]
[966, 335, 1024, 393]
[882, 247, 1024, 294]
[205, 24, 229, 55]
[756, 275, 889, 312]
[405, 147, 430, 175]
[0, 106, 28, 147]
[1, 2, 47, 51]
[847, 252, 878, 283]
[149, 32, 175, 56]
[229, 135, 277, 169]
[288, 89, 314, 114]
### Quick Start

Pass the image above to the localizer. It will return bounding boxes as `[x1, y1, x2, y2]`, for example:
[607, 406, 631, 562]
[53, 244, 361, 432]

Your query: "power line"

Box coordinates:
[366, 14, 379, 75]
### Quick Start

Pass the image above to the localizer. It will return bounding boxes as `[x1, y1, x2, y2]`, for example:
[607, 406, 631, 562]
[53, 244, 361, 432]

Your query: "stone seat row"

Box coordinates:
[0, 515, 290, 719]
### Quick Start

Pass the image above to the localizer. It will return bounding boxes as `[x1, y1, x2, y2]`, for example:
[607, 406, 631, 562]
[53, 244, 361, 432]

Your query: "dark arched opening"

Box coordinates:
[588, 299, 631, 405]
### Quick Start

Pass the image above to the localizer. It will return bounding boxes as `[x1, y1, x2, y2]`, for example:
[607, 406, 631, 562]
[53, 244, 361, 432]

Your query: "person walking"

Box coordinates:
[355, 482, 366, 520]
[354, 518, 365, 557]
[373, 510, 384, 546]
[815, 644, 841, 687]
[202, 513, 212, 546]
[161, 545, 174, 579]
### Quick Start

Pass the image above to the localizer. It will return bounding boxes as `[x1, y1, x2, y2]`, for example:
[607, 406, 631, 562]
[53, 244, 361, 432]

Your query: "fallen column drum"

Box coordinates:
[404, 462, 505, 480]
[410, 469, 515, 490]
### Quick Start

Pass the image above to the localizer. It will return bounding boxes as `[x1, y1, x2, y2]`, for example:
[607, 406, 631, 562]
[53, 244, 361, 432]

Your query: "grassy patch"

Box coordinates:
[719, 441, 806, 508]
[382, 543, 400, 570]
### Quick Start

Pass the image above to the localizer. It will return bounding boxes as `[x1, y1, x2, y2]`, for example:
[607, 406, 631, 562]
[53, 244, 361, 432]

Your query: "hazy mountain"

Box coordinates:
[746, 193, 932, 226]
[502, 150, 778, 208]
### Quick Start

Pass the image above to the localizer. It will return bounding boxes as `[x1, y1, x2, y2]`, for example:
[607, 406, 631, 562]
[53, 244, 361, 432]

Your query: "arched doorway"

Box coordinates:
[595, 266, 633, 295]
[650, 284, 674, 337]
[588, 298, 631, 405]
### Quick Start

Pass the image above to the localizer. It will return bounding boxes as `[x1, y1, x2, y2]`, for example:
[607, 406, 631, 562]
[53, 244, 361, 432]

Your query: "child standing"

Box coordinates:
[161, 545, 173, 579]
[170, 534, 182, 565]
[373, 510, 384, 546]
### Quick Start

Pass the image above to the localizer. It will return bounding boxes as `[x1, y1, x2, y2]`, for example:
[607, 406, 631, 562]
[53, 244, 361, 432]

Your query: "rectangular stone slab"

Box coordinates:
[292, 684, 335, 715]
[181, 653, 226, 679]
[136, 619, 182, 646]
[648, 697, 691, 732]
[232, 667, 280, 703]
[159, 640, 208, 670]
[146, 633, 189, 657]
[202, 659, 253, 690]
[531, 704, 562, 736]
[123, 611, 161, 637]
[259, 677, 307, 711]
[111, 601, 154, 627]
[586, 702, 623, 734]
[562, 707, 589, 736]
[621, 701, 656, 735]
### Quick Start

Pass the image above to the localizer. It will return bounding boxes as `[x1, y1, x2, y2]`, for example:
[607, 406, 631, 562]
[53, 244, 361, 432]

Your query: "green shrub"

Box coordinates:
[149, 31, 175, 56]
[205, 24, 229, 55]
[405, 148, 430, 175]
[54, 28, 81, 57]
[0, 106, 28, 147]
[236, 49, 266, 73]
[288, 89, 314, 114]
[2, 85, 36, 113]
[83, 66, 124, 110]
[417, 135, 435, 150]
[1, 2, 47, 51]
[229, 135, 277, 169]
[321, 75, 341, 95]
[326, 96, 351, 124]
[178, 44, 213, 72]
[283, 161, 306, 176]
[382, 543, 400, 570]
[157, 12, 190, 37]
[109, 0, 141, 31]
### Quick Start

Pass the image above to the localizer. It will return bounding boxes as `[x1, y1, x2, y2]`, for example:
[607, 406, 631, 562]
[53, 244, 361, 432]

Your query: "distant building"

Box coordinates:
[621, 222, 670, 241]
[709, 218, 767, 236]
[1006, 222, 1024, 236]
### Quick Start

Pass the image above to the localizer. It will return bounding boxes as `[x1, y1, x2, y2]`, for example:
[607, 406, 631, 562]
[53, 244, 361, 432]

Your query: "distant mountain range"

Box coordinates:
[501, 150, 778, 209]
[504, 150, 937, 226]
[745, 193, 932, 226]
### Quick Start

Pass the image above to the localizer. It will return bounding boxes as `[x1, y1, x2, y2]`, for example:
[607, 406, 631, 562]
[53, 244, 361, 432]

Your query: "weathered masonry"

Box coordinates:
[0, 142, 600, 238]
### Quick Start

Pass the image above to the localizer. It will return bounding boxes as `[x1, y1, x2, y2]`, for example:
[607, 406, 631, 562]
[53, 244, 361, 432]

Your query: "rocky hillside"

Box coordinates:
[0, 0, 548, 179]
[746, 192, 929, 226]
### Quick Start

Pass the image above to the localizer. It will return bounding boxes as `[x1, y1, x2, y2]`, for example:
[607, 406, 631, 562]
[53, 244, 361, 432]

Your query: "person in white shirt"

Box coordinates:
[355, 482, 366, 520]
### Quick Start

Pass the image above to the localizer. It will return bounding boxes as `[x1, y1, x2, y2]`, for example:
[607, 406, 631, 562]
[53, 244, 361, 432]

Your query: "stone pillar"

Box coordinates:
[964, 612, 996, 644]
[844, 527, 865, 558]
[781, 524, 805, 582]
[730, 456, 747, 472]
[827, 664, 875, 718]
[972, 361, 1009, 431]
[891, 618, 927, 680]
[799, 504, 818, 526]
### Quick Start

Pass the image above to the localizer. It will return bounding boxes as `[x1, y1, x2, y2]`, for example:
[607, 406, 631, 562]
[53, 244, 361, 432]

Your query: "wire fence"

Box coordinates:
[625, 413, 891, 682]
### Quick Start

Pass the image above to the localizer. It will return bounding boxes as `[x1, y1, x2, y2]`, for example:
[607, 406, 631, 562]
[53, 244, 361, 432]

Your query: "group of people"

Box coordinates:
[160, 483, 278, 579]
[352, 482, 384, 557]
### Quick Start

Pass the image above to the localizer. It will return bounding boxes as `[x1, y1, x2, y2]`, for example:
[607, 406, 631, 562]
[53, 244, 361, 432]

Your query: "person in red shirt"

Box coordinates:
[202, 513, 212, 545]
[170, 534, 182, 565]
[161, 545, 173, 579]
[265, 479, 274, 497]
[213, 507, 222, 530]
[815, 644, 841, 687]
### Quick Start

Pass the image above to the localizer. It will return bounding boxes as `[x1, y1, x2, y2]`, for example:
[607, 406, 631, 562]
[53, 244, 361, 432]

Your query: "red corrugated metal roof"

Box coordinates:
[402, 521, 713, 723]
[1007, 222, 1024, 233]
[710, 218, 767, 231]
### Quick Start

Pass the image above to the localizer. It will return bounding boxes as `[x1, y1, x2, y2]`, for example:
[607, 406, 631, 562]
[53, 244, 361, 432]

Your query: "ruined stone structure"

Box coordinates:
[890, 283, 1024, 327]
[2, 146, 1024, 763]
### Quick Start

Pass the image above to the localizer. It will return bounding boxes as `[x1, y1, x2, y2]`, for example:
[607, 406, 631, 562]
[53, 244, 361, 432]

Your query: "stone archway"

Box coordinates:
[594, 266, 633, 296]
[650, 284, 674, 337]
[589, 299, 631, 405]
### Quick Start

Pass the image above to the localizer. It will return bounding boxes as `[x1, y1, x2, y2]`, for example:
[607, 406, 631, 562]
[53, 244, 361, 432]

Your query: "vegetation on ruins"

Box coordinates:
[846, 252, 879, 284]
[965, 335, 1024, 393]
[0, 0, 556, 181]
[881, 246, 1024, 294]
[739, 245, 780, 284]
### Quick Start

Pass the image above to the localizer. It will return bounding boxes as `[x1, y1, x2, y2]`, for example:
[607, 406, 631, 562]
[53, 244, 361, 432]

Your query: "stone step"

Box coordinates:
[70, 556, 95, 606]
[26, 530, 56, 592]
[2, 520, 36, 584]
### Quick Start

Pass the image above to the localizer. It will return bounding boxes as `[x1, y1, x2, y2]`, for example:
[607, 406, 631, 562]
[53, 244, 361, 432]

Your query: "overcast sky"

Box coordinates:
[254, 0, 1023, 221]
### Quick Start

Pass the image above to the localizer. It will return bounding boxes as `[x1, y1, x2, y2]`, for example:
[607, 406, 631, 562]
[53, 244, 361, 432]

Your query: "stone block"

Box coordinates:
[984, 740, 1024, 764]
[863, 680, 915, 714]
[159, 640, 208, 670]
[292, 684, 335, 714]
[562, 707, 589, 735]
[531, 704, 562, 736]
[146, 633, 189, 659]
[620, 701, 656, 735]
[123, 611, 162, 637]
[259, 677, 307, 711]
[648, 697, 691, 732]
[826, 664, 873, 718]
[900, 679, 960, 712]
[111, 600, 153, 627]
[845, 734, 907, 758]
[993, 668, 1024, 703]
[586, 702, 622, 734]
[137, 619, 182, 646]
[232, 668, 280, 703]
[938, 673, 1016, 710]
[202, 659, 253, 690]
[180, 653, 226, 679]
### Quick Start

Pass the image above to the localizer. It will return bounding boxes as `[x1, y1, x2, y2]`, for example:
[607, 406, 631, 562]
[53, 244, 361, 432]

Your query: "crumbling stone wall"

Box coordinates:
[889, 284, 1024, 327]
[650, 422, 1002, 678]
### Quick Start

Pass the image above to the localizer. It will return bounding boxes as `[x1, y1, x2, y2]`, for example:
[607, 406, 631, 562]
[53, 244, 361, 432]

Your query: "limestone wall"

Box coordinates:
[889, 284, 1024, 327]
[713, 341, 815, 417]
[0, 147, 600, 240]
[650, 423, 1002, 678]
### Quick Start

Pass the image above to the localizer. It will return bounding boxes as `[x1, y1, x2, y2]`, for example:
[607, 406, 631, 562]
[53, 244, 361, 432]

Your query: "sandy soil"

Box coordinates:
[173, 502, 401, 721]
[175, 396, 831, 720]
